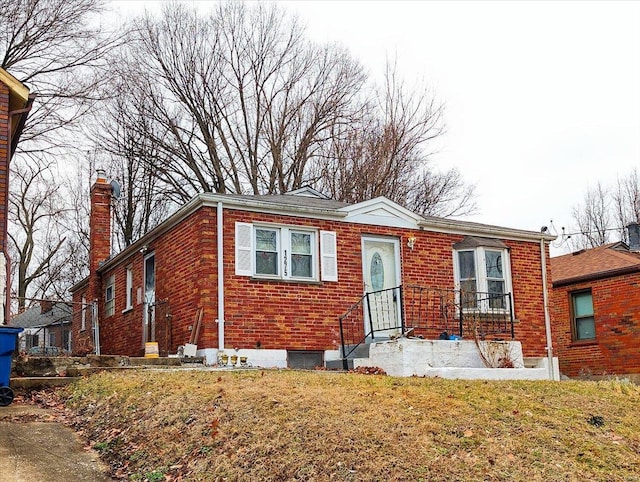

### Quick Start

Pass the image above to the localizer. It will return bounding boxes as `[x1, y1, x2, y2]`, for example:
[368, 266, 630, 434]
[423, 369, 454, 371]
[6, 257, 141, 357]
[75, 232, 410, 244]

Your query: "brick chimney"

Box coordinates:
[627, 222, 640, 252]
[40, 299, 53, 314]
[88, 170, 113, 301]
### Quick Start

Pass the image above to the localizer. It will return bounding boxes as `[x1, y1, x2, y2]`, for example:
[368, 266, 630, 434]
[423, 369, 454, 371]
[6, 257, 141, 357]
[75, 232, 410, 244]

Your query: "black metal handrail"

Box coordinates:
[338, 285, 514, 368]
[338, 286, 404, 370]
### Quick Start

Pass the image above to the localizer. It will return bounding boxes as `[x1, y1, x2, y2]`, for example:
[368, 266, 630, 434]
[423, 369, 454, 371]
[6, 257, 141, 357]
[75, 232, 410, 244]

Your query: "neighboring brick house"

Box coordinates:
[0, 68, 33, 325]
[71, 174, 556, 369]
[551, 224, 640, 378]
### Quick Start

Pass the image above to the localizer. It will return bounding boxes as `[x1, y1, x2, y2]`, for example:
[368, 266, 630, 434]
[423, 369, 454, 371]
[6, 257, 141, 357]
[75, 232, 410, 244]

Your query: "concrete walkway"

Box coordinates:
[0, 402, 112, 481]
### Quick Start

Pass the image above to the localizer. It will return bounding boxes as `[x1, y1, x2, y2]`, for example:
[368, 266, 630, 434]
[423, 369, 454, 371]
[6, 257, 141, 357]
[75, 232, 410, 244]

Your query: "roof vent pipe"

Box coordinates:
[627, 223, 640, 252]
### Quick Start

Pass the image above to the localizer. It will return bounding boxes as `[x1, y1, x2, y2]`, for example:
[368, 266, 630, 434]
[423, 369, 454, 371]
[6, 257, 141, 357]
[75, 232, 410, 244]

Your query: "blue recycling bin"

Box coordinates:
[0, 326, 23, 406]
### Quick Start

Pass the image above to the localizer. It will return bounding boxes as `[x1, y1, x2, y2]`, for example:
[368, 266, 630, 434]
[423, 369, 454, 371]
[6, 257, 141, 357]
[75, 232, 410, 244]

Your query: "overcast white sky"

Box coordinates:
[110, 1, 640, 250]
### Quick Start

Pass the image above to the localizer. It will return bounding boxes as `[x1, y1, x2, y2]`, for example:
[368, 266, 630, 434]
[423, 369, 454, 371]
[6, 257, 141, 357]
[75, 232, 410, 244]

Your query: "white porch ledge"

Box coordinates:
[353, 338, 559, 380]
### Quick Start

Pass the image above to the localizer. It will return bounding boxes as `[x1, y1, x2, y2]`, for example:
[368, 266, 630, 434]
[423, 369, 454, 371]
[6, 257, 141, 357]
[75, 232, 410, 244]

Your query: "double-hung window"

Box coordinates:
[571, 290, 595, 341]
[453, 237, 512, 311]
[236, 222, 337, 282]
[105, 275, 115, 317]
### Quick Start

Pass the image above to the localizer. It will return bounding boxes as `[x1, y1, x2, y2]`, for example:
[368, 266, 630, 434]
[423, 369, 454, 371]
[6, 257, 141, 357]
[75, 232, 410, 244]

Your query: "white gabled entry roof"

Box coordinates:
[340, 196, 423, 229]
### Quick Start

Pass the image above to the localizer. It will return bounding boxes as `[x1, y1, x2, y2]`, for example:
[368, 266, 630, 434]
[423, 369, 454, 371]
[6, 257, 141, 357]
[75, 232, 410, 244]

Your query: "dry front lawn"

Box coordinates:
[61, 369, 640, 481]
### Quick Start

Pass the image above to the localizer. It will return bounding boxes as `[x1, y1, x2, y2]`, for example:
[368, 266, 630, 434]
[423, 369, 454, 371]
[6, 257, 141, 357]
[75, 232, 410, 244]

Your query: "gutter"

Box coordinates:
[217, 201, 225, 350]
[419, 217, 557, 243]
[540, 238, 554, 380]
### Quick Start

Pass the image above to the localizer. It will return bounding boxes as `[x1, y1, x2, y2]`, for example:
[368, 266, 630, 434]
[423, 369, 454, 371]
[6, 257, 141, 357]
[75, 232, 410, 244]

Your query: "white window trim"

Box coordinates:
[452, 246, 513, 312]
[123, 266, 134, 312]
[254, 225, 318, 281]
[236, 222, 337, 282]
[105, 275, 115, 317]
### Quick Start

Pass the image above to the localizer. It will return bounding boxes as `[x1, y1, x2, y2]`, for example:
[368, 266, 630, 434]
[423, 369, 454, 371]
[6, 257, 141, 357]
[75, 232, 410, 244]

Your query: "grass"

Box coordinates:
[60, 369, 640, 481]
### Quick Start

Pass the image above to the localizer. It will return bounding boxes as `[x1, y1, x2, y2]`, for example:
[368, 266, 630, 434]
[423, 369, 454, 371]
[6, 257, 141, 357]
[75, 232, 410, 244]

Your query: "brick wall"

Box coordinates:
[552, 272, 640, 377]
[81, 203, 551, 358]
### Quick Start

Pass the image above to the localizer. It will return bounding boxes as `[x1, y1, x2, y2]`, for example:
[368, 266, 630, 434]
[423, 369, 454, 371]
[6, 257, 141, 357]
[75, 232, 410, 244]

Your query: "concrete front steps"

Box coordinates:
[325, 343, 371, 370]
[10, 355, 206, 388]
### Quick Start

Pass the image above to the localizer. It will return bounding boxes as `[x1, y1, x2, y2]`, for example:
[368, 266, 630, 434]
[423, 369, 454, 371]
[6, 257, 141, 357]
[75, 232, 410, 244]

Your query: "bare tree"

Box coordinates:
[8, 162, 68, 310]
[317, 61, 476, 217]
[613, 168, 640, 243]
[90, 80, 171, 249]
[0, 0, 115, 156]
[108, 2, 366, 202]
[570, 182, 612, 249]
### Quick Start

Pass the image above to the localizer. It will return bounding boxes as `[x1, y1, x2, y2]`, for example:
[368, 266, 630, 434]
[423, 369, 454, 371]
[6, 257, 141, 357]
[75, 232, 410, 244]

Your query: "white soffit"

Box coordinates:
[340, 197, 422, 229]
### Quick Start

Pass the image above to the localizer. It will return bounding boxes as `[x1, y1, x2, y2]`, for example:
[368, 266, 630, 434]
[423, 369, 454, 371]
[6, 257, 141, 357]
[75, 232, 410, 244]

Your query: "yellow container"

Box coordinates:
[145, 342, 159, 358]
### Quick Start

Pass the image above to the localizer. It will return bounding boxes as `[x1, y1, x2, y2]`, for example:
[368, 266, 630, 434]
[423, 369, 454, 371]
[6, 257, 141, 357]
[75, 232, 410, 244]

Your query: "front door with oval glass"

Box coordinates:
[362, 237, 401, 338]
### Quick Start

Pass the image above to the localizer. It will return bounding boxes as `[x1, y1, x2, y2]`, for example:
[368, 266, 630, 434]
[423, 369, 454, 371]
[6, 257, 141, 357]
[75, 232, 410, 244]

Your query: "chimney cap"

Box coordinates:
[627, 222, 640, 252]
[95, 169, 107, 183]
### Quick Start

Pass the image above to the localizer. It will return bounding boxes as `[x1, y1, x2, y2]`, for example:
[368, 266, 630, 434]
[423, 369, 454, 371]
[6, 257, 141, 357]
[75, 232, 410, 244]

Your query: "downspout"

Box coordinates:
[540, 238, 554, 380]
[217, 201, 225, 350]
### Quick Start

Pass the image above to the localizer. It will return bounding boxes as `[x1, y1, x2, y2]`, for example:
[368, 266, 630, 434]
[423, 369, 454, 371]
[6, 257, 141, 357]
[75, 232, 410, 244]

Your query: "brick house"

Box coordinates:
[0, 68, 33, 324]
[551, 224, 640, 378]
[71, 174, 556, 371]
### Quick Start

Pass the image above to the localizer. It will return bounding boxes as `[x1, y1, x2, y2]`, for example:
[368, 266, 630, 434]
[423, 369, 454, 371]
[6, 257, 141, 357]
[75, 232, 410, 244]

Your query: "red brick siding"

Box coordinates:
[83, 204, 550, 357]
[552, 272, 640, 377]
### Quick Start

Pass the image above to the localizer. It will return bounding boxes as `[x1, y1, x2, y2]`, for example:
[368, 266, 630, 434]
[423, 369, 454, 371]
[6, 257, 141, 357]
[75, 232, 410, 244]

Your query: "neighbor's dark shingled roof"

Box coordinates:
[10, 302, 72, 329]
[550, 242, 640, 286]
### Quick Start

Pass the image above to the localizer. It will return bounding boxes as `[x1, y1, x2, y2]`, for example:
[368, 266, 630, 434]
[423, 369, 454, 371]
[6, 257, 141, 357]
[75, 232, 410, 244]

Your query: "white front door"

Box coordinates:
[362, 237, 401, 338]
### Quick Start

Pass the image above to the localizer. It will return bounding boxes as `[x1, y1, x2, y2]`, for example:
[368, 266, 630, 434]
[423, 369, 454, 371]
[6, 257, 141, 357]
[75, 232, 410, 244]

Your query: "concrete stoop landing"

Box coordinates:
[336, 338, 560, 380]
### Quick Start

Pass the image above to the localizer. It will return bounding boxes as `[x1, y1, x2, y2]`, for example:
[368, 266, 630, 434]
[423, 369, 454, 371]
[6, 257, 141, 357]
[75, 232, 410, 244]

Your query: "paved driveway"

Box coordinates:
[0, 402, 111, 481]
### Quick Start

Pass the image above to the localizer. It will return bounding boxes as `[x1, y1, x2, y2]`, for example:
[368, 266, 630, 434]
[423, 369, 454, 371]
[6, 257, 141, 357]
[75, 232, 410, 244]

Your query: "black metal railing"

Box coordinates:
[338, 286, 404, 369]
[338, 285, 514, 368]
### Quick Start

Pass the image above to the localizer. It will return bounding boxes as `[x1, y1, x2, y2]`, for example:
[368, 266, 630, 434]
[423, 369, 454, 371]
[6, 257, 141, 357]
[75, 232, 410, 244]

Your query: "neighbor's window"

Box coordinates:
[236, 223, 337, 281]
[571, 290, 595, 341]
[105, 275, 115, 317]
[454, 247, 511, 310]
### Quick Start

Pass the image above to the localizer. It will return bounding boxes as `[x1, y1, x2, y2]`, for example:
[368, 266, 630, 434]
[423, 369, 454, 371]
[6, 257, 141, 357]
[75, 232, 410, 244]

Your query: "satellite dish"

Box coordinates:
[110, 180, 121, 199]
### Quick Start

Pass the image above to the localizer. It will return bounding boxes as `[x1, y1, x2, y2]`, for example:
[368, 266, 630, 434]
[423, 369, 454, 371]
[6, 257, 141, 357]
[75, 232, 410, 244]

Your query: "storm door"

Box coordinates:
[361, 237, 402, 338]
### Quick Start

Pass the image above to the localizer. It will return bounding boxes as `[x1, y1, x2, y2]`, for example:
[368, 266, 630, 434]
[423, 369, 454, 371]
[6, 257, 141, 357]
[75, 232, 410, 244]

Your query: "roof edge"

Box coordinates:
[419, 217, 556, 243]
[552, 264, 640, 287]
[0, 68, 29, 104]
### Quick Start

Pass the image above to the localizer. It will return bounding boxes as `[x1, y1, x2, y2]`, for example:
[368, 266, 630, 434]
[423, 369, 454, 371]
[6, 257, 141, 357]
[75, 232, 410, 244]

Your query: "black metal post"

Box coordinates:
[398, 285, 405, 334]
[339, 315, 348, 370]
[509, 292, 515, 339]
[365, 292, 374, 339]
[458, 293, 464, 337]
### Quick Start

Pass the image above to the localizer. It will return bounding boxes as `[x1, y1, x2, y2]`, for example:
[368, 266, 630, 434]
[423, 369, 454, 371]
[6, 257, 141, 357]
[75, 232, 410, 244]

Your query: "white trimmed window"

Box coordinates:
[105, 275, 115, 317]
[124, 266, 133, 311]
[453, 242, 512, 311]
[236, 222, 337, 281]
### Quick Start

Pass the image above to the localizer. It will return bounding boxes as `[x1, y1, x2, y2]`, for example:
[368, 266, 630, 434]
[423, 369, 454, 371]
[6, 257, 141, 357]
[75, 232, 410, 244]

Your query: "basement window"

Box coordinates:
[287, 351, 324, 369]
